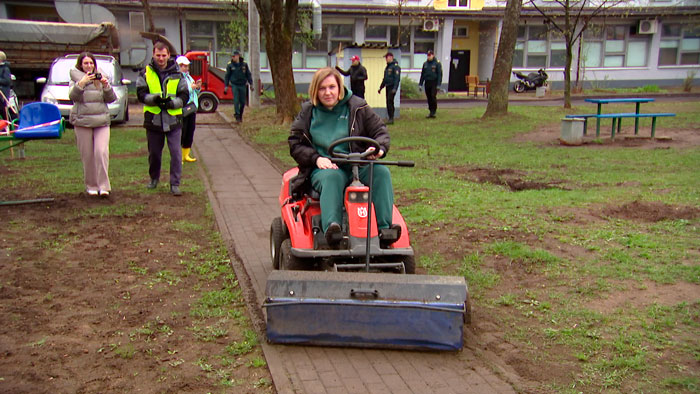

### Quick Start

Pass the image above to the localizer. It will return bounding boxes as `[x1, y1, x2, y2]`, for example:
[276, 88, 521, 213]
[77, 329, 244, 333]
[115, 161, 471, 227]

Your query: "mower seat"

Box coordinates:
[13, 102, 64, 139]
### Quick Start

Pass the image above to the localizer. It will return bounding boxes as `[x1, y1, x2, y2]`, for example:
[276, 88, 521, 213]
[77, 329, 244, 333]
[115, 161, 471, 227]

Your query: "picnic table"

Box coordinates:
[566, 98, 675, 139]
[586, 98, 653, 136]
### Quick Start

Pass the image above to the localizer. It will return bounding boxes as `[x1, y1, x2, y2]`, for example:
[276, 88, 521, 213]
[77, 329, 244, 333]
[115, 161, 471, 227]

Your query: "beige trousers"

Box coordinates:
[74, 125, 111, 192]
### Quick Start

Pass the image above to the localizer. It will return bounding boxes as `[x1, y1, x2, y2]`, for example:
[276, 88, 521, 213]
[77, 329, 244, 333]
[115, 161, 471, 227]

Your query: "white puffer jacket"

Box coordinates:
[68, 68, 117, 128]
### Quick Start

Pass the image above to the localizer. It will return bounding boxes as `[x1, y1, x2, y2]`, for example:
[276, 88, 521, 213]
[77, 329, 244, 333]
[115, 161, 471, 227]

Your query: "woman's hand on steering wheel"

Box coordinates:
[316, 156, 338, 170]
[363, 146, 384, 160]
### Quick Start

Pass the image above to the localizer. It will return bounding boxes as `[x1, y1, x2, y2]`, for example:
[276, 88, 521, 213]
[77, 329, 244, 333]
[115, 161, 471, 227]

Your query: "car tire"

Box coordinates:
[270, 217, 287, 269]
[198, 93, 219, 113]
[124, 102, 129, 122]
[279, 239, 305, 271]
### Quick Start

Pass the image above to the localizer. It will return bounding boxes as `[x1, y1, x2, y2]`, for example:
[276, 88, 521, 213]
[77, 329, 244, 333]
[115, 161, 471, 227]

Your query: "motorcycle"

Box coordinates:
[512, 69, 548, 93]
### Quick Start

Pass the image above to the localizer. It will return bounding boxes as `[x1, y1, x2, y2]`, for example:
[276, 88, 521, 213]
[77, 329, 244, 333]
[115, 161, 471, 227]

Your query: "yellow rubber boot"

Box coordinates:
[183, 147, 197, 162]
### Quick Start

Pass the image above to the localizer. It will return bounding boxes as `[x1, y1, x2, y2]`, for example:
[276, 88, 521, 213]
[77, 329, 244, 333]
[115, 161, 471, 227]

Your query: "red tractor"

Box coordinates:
[183, 51, 233, 113]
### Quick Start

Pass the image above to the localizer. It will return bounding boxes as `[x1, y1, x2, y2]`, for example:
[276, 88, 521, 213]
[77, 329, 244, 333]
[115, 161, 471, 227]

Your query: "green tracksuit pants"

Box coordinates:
[311, 164, 394, 233]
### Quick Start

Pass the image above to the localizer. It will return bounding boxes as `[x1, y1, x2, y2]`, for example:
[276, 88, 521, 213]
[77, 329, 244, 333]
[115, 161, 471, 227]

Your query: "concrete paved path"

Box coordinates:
[192, 110, 523, 394]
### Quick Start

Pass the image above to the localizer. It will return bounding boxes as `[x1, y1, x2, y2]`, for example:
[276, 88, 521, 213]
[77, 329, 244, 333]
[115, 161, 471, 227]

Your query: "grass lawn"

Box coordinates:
[240, 100, 700, 393]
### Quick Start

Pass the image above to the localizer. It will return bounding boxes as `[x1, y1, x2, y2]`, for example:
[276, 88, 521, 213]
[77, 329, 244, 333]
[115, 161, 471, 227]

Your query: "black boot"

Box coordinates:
[325, 222, 342, 247]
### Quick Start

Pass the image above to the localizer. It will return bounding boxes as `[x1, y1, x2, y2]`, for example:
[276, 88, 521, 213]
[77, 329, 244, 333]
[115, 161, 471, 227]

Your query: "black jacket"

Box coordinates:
[288, 95, 389, 198]
[0, 62, 11, 99]
[136, 57, 189, 132]
[335, 63, 367, 94]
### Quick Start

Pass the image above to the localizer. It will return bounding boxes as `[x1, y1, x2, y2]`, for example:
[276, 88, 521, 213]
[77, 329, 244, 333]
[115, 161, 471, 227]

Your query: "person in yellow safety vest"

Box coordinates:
[136, 42, 190, 196]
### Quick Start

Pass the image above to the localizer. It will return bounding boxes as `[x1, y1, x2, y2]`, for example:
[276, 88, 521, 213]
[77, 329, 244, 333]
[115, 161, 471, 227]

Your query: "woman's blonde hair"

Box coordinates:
[308, 67, 345, 106]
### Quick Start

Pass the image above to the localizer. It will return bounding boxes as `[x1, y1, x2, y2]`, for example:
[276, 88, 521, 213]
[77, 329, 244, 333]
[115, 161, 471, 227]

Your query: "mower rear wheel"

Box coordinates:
[270, 217, 286, 269]
[279, 239, 305, 271]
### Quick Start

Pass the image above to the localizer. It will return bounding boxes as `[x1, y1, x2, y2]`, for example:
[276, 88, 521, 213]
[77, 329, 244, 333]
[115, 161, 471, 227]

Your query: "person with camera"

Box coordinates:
[69, 52, 117, 197]
[136, 42, 189, 196]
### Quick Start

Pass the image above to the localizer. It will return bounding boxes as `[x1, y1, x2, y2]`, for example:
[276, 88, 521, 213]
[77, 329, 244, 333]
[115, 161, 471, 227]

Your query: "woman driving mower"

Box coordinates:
[288, 67, 401, 247]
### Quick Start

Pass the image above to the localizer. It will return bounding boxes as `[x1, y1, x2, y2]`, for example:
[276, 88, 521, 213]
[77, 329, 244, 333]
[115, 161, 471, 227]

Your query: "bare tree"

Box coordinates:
[525, 0, 629, 108]
[483, 0, 523, 118]
[252, 0, 301, 123]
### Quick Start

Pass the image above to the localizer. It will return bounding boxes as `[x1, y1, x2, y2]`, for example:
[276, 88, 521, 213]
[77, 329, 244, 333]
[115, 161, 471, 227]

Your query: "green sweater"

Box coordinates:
[310, 91, 353, 158]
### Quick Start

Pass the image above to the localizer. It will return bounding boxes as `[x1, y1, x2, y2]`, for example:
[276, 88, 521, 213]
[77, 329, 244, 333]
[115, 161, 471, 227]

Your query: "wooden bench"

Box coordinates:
[566, 112, 675, 138]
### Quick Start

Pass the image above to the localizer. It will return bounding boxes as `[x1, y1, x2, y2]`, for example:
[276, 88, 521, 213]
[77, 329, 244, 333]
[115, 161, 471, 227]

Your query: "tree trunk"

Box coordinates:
[483, 0, 522, 118]
[253, 0, 301, 123]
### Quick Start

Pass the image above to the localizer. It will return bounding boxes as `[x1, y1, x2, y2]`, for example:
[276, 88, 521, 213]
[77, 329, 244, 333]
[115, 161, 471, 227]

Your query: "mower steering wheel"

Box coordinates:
[327, 136, 382, 160]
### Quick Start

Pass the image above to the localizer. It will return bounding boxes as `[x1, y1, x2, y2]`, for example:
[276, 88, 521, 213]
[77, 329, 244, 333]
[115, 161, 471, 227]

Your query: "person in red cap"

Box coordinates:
[335, 55, 367, 99]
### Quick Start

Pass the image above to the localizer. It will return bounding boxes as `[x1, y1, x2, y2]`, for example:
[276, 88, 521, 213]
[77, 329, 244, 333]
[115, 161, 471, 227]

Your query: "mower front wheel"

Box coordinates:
[403, 255, 416, 274]
[279, 239, 305, 271]
[270, 217, 286, 269]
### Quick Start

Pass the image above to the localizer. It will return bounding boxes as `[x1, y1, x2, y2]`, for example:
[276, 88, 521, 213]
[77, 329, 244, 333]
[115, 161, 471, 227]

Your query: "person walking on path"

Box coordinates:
[176, 55, 202, 163]
[378, 52, 400, 125]
[68, 52, 117, 197]
[136, 42, 189, 196]
[223, 51, 253, 123]
[335, 55, 367, 99]
[419, 49, 442, 119]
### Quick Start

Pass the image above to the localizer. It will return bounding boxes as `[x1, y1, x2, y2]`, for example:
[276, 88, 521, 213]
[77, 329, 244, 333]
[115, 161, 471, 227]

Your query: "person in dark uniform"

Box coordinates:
[335, 55, 367, 99]
[223, 50, 253, 123]
[377, 52, 401, 125]
[419, 49, 442, 119]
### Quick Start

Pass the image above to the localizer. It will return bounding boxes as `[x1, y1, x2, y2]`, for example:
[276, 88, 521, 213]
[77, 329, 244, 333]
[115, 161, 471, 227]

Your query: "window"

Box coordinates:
[580, 24, 650, 68]
[454, 27, 468, 37]
[658, 23, 700, 65]
[187, 20, 246, 69]
[447, 0, 469, 7]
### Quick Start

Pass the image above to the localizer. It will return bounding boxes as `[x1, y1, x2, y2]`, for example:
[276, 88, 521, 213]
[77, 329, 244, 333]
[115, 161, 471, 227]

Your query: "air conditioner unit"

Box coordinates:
[423, 19, 440, 32]
[638, 19, 658, 34]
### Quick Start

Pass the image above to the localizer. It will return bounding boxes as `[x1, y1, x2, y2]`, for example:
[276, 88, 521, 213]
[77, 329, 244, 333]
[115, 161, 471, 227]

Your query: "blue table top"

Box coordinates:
[585, 98, 655, 104]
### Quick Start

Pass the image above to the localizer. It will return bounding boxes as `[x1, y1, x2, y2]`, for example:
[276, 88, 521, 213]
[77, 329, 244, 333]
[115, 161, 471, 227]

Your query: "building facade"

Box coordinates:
[1, 0, 698, 93]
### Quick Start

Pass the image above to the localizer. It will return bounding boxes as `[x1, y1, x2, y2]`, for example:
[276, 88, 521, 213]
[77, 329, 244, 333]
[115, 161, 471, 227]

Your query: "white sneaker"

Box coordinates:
[87, 190, 98, 196]
[99, 190, 110, 197]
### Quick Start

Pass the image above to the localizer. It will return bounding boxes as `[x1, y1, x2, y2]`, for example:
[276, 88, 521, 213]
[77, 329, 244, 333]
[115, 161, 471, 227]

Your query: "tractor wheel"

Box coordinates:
[513, 81, 526, 93]
[403, 255, 416, 274]
[270, 217, 287, 269]
[279, 239, 305, 271]
[198, 93, 219, 113]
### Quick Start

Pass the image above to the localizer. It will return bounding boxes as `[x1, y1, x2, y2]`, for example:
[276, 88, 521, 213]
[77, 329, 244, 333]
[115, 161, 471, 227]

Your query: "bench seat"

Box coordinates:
[565, 112, 675, 138]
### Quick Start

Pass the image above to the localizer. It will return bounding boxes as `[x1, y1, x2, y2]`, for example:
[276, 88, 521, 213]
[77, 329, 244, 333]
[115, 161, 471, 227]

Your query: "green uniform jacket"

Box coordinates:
[224, 60, 253, 87]
[419, 58, 442, 86]
[380, 60, 401, 92]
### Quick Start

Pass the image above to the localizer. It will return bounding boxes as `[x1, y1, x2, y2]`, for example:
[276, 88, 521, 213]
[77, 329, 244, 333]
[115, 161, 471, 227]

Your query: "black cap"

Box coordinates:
[427, 49, 434, 55]
[232, 50, 240, 56]
[384, 52, 394, 58]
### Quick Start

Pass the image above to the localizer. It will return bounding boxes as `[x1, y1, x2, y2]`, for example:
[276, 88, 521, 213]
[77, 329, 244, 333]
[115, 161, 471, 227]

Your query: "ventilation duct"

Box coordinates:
[55, 0, 116, 25]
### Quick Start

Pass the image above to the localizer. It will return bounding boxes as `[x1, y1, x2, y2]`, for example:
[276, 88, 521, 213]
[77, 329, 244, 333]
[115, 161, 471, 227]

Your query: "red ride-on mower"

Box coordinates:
[264, 137, 470, 351]
[270, 136, 416, 273]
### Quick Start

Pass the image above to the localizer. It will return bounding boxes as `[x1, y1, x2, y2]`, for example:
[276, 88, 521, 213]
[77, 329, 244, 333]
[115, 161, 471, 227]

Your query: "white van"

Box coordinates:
[37, 54, 131, 123]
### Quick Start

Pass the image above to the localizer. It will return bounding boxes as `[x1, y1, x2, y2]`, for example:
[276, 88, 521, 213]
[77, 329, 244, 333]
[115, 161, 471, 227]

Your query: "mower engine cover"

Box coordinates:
[264, 270, 468, 351]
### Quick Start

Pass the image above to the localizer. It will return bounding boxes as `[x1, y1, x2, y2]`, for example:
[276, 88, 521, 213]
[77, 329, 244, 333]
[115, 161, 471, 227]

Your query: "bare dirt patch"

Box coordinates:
[0, 190, 272, 393]
[600, 200, 700, 222]
[442, 165, 569, 191]
[514, 123, 700, 149]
